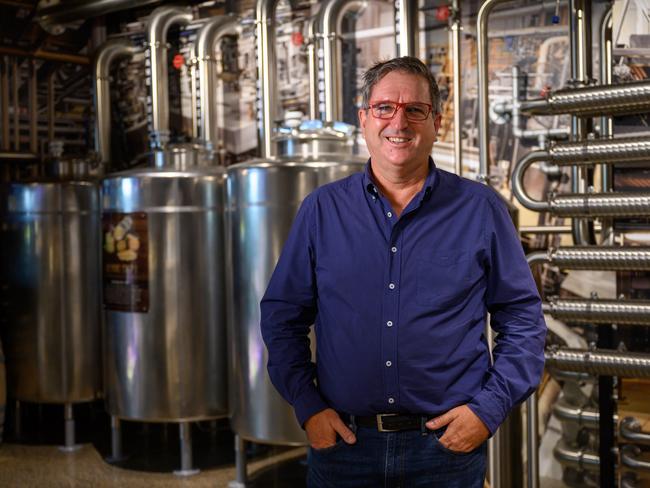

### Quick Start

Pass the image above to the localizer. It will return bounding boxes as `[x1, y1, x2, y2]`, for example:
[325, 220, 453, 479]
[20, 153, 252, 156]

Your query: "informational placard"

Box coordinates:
[102, 212, 149, 313]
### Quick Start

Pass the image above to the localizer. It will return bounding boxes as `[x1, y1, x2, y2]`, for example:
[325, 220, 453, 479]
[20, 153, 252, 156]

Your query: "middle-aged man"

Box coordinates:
[261, 56, 546, 487]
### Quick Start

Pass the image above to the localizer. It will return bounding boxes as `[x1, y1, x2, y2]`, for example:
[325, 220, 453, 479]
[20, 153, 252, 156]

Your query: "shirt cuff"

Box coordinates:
[467, 390, 507, 436]
[293, 384, 329, 427]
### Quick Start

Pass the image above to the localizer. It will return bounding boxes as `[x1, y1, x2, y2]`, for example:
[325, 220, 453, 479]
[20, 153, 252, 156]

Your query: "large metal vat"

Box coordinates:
[101, 148, 227, 422]
[0, 179, 101, 404]
[226, 123, 365, 445]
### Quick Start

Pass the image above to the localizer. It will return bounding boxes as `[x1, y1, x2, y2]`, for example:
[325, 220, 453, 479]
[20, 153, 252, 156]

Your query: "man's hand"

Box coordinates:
[305, 408, 357, 449]
[425, 405, 489, 453]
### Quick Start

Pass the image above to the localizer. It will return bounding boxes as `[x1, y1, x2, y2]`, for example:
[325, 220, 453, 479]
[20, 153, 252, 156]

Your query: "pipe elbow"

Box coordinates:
[511, 150, 552, 211]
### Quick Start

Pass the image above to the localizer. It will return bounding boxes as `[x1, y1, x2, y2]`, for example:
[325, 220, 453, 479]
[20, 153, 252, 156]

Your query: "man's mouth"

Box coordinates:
[385, 136, 412, 144]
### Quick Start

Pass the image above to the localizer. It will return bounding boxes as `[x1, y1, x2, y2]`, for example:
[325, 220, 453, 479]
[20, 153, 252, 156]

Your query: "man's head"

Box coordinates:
[358, 57, 442, 177]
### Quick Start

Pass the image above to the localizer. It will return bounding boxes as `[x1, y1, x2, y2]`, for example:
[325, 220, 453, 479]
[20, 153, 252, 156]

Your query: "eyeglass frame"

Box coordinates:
[366, 100, 434, 121]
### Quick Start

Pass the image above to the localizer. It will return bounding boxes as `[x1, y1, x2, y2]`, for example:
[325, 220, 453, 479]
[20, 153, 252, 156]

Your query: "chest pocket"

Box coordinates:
[416, 252, 473, 308]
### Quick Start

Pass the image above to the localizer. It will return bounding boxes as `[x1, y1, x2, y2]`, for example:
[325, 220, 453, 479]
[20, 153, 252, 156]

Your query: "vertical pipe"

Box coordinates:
[47, 73, 54, 144]
[60, 403, 80, 452]
[1, 57, 10, 151]
[307, 16, 319, 120]
[450, 0, 462, 175]
[597, 324, 615, 488]
[569, 0, 594, 245]
[174, 422, 199, 476]
[396, 0, 418, 57]
[93, 39, 137, 166]
[599, 6, 613, 243]
[526, 392, 539, 488]
[235, 434, 247, 485]
[12, 58, 19, 151]
[256, 0, 279, 158]
[190, 60, 199, 140]
[29, 60, 37, 153]
[110, 415, 123, 461]
[146, 6, 193, 150]
[477, 0, 510, 182]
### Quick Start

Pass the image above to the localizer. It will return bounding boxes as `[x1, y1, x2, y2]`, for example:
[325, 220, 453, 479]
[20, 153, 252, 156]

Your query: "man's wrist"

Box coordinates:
[293, 385, 329, 427]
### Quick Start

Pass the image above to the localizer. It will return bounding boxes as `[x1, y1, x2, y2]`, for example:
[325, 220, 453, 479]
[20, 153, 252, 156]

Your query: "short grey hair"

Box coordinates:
[360, 56, 441, 115]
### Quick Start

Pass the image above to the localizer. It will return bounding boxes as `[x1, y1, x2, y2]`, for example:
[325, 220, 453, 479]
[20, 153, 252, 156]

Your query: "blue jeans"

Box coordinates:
[307, 426, 487, 488]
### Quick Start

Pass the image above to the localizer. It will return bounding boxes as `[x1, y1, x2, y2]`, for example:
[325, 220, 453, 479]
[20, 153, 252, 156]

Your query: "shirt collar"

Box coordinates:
[363, 157, 437, 204]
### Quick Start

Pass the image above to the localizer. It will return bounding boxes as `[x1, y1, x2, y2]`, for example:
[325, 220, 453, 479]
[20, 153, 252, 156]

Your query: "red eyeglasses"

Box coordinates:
[367, 101, 433, 121]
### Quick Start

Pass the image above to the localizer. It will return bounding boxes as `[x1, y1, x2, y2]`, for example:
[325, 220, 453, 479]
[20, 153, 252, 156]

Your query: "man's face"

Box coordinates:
[358, 71, 441, 175]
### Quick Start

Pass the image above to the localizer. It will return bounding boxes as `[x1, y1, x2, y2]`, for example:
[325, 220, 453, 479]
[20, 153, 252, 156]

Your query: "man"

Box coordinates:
[261, 56, 546, 487]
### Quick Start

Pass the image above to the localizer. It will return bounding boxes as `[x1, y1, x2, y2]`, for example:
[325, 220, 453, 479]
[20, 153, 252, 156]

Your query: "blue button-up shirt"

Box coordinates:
[261, 160, 546, 434]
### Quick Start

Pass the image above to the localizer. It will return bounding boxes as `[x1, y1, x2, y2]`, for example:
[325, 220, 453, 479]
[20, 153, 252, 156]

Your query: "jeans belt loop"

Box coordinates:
[349, 414, 357, 434]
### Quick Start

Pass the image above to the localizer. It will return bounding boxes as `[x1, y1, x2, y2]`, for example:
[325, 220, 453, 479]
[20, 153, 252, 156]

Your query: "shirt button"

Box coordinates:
[388, 283, 395, 290]
[387, 211, 392, 218]
[388, 397, 395, 404]
[391, 246, 397, 253]
[386, 361, 392, 367]
[386, 320, 393, 327]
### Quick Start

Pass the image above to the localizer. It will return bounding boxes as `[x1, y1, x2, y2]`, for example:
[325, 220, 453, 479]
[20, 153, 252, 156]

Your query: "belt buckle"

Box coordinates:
[376, 413, 398, 432]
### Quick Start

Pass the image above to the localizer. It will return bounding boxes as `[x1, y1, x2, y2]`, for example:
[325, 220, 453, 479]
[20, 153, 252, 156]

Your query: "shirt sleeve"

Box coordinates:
[466, 193, 547, 435]
[260, 193, 329, 427]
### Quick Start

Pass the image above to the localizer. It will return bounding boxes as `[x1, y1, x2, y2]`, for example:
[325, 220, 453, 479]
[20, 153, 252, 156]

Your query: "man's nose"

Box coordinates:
[389, 106, 410, 129]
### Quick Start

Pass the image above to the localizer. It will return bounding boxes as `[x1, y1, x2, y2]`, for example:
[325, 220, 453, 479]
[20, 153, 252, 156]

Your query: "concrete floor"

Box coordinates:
[0, 442, 307, 488]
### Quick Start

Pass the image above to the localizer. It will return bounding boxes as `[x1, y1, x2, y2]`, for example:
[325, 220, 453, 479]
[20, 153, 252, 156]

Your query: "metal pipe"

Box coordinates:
[553, 441, 600, 472]
[60, 403, 80, 452]
[621, 445, 650, 472]
[319, 0, 367, 123]
[0, 46, 89, 65]
[307, 16, 320, 120]
[518, 79, 650, 117]
[450, 0, 462, 175]
[234, 434, 247, 486]
[545, 347, 650, 377]
[544, 298, 650, 325]
[146, 5, 193, 149]
[477, 0, 510, 181]
[174, 422, 199, 476]
[553, 400, 603, 428]
[396, 0, 418, 57]
[93, 39, 137, 165]
[620, 417, 650, 446]
[526, 393, 539, 488]
[256, 0, 280, 158]
[12, 58, 18, 151]
[29, 60, 37, 153]
[109, 415, 123, 461]
[599, 6, 613, 245]
[528, 247, 650, 271]
[1, 57, 8, 150]
[195, 15, 239, 154]
[47, 73, 54, 143]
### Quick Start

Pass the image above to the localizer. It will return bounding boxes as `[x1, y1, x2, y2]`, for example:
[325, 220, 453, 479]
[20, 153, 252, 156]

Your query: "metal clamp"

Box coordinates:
[621, 417, 650, 445]
[621, 445, 650, 472]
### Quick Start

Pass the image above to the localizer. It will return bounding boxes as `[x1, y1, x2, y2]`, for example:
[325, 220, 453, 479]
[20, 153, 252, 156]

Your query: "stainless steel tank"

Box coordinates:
[226, 122, 365, 444]
[0, 176, 101, 404]
[101, 144, 227, 421]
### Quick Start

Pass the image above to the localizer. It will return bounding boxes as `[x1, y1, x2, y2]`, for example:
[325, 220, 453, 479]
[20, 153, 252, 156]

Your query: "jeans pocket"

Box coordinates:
[430, 428, 477, 457]
[311, 439, 346, 454]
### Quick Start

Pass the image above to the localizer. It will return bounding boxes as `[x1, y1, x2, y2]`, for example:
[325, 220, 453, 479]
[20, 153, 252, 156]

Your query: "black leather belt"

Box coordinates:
[341, 413, 430, 432]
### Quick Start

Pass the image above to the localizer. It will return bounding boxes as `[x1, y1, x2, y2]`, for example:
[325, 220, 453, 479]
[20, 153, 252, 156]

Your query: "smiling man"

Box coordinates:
[261, 57, 546, 487]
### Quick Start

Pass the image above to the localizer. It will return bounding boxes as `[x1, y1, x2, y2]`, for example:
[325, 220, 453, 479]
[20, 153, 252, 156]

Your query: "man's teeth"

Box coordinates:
[387, 137, 410, 143]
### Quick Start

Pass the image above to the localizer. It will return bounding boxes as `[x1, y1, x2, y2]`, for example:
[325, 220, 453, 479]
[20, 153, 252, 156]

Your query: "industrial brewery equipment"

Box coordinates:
[100, 8, 237, 475]
[0, 150, 101, 452]
[225, 0, 418, 485]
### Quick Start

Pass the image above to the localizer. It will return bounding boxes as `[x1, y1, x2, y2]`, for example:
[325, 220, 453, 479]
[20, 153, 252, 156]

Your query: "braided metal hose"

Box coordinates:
[550, 192, 650, 217]
[547, 136, 650, 164]
[545, 348, 650, 377]
[520, 79, 650, 117]
[528, 247, 650, 270]
[544, 298, 650, 325]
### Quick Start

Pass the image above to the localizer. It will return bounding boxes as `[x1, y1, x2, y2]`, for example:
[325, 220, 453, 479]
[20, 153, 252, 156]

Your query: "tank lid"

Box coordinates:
[153, 142, 215, 170]
[274, 120, 356, 159]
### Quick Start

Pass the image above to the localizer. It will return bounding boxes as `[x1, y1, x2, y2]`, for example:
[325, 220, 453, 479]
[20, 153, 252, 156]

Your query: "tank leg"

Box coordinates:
[173, 422, 199, 476]
[14, 400, 21, 440]
[106, 416, 125, 462]
[59, 403, 81, 452]
[228, 434, 247, 488]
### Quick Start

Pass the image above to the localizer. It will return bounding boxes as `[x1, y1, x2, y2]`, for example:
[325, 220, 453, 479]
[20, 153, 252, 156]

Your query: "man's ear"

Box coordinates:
[358, 108, 367, 130]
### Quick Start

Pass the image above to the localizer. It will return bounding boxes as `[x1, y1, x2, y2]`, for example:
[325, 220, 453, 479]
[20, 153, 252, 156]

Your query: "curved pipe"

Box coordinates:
[477, 0, 510, 180]
[146, 5, 193, 149]
[553, 441, 600, 472]
[194, 15, 239, 153]
[519, 79, 650, 117]
[307, 16, 320, 120]
[93, 38, 137, 165]
[545, 347, 650, 377]
[528, 247, 650, 271]
[396, 0, 418, 57]
[318, 0, 368, 123]
[553, 400, 602, 428]
[620, 417, 650, 446]
[256, 0, 280, 158]
[544, 298, 650, 326]
[621, 445, 650, 473]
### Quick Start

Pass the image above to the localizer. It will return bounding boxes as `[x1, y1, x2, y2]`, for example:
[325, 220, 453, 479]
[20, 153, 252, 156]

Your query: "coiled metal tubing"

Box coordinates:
[545, 348, 650, 377]
[519, 79, 650, 117]
[553, 400, 603, 429]
[527, 247, 650, 270]
[543, 298, 650, 326]
[553, 441, 600, 472]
